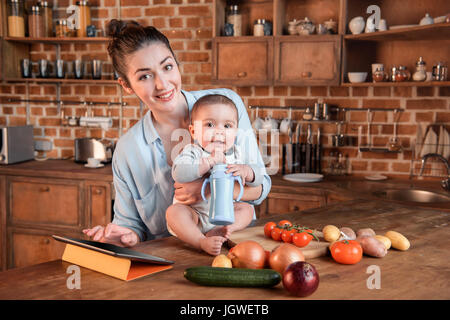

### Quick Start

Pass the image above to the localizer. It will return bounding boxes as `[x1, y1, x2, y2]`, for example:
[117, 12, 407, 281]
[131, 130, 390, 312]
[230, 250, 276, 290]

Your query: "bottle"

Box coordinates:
[373, 67, 387, 82]
[28, 6, 44, 38]
[7, 0, 25, 37]
[226, 5, 242, 37]
[412, 57, 426, 82]
[76, 0, 91, 37]
[37, 1, 53, 37]
[398, 65, 411, 82]
[253, 19, 265, 36]
[55, 19, 68, 37]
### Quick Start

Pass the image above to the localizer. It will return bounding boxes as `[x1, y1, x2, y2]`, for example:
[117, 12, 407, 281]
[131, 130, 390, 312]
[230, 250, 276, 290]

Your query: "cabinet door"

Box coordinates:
[274, 35, 341, 85]
[8, 176, 83, 228]
[86, 181, 112, 227]
[0, 176, 6, 271]
[8, 228, 80, 269]
[261, 192, 326, 216]
[212, 38, 273, 85]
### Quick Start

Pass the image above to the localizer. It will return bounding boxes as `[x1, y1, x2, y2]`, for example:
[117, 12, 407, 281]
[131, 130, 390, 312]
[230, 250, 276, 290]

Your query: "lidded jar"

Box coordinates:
[7, 0, 25, 37]
[76, 0, 91, 37]
[37, 1, 53, 37]
[412, 57, 427, 82]
[28, 5, 44, 38]
[226, 5, 242, 36]
[373, 66, 387, 82]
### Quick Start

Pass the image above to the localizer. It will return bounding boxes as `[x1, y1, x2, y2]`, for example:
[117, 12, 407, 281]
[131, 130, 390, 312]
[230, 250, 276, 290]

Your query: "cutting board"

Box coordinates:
[229, 226, 329, 259]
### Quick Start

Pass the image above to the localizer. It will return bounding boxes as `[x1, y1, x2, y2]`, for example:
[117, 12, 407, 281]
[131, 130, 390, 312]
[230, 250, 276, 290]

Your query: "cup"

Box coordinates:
[20, 59, 32, 78]
[91, 60, 102, 80]
[74, 60, 84, 79]
[426, 71, 433, 81]
[87, 157, 101, 167]
[55, 59, 65, 79]
[262, 116, 278, 131]
[38, 59, 49, 78]
[377, 19, 387, 31]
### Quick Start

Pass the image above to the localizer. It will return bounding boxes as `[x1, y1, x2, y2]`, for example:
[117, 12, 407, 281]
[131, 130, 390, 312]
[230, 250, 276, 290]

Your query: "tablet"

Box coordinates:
[52, 235, 174, 265]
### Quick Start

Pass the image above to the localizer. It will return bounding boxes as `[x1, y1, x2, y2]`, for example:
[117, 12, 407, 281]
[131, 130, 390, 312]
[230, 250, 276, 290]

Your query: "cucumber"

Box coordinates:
[184, 266, 281, 287]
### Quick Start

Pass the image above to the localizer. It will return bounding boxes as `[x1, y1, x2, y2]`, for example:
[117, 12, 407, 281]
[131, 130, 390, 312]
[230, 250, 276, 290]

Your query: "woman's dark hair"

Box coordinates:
[106, 19, 176, 86]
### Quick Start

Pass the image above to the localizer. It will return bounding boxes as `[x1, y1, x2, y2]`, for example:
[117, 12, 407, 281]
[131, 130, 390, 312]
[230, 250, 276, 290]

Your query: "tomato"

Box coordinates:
[292, 231, 313, 248]
[278, 220, 293, 228]
[264, 222, 277, 238]
[330, 240, 363, 265]
[271, 227, 283, 241]
[281, 229, 297, 243]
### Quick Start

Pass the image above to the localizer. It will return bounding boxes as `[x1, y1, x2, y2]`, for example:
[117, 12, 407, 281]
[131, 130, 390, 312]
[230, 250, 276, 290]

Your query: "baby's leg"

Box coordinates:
[225, 202, 254, 235]
[166, 204, 226, 256]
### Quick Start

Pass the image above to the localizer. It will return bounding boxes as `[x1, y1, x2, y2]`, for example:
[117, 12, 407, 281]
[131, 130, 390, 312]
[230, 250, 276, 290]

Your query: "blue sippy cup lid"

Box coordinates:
[210, 164, 230, 178]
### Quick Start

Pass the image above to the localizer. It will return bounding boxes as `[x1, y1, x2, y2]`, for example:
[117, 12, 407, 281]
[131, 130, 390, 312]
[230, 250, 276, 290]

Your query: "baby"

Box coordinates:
[166, 94, 263, 255]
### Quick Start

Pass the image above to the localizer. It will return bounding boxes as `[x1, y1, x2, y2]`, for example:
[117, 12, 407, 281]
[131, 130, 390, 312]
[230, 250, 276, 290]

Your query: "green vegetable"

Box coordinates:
[184, 266, 281, 287]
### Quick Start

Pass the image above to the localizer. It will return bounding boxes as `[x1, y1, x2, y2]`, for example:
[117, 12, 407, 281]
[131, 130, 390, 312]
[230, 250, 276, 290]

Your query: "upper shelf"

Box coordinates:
[4, 37, 110, 44]
[344, 23, 450, 41]
[4, 78, 118, 85]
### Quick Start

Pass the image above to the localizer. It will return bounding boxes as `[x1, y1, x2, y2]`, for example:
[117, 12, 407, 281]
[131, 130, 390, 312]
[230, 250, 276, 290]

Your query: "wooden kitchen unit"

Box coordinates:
[0, 197, 448, 300]
[0, 160, 113, 271]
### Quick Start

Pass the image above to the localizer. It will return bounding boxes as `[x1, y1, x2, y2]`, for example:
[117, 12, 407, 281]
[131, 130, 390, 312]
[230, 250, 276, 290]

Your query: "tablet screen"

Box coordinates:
[53, 235, 174, 265]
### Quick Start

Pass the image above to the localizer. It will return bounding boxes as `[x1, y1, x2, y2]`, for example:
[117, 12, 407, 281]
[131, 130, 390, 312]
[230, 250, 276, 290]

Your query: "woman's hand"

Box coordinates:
[227, 164, 255, 185]
[174, 178, 207, 205]
[82, 223, 139, 247]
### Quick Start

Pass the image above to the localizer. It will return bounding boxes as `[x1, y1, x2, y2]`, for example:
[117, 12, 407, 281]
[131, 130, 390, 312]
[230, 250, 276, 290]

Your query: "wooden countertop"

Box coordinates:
[0, 198, 448, 300]
[0, 159, 113, 181]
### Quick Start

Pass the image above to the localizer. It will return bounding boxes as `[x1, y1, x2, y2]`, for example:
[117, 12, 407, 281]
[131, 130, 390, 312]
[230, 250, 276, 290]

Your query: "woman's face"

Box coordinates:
[120, 42, 183, 114]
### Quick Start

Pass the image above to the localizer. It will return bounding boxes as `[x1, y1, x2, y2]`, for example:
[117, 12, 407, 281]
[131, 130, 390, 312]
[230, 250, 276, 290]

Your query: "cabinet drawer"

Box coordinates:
[263, 192, 326, 216]
[8, 228, 79, 269]
[275, 36, 341, 85]
[9, 178, 82, 227]
[212, 38, 273, 85]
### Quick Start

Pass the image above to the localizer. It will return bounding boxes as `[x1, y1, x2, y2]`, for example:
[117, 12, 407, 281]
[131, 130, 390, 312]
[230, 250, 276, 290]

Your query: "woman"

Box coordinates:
[83, 19, 271, 248]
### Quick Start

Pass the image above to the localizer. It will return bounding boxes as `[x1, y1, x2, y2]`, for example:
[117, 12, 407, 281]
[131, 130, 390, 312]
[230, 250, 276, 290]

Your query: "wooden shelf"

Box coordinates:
[4, 78, 118, 85]
[344, 23, 450, 41]
[4, 37, 110, 44]
[342, 81, 450, 87]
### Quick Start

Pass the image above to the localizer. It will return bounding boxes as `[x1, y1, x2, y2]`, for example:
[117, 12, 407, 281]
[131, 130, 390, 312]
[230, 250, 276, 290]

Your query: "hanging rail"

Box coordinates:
[7, 98, 127, 106]
[248, 105, 404, 112]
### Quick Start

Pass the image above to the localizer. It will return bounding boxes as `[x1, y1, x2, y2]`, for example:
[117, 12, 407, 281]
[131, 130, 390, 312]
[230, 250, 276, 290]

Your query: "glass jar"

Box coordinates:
[226, 5, 242, 36]
[253, 19, 265, 36]
[412, 57, 426, 82]
[55, 19, 69, 37]
[398, 65, 411, 81]
[7, 0, 25, 37]
[28, 6, 44, 38]
[37, 1, 53, 37]
[373, 67, 387, 82]
[76, 0, 91, 37]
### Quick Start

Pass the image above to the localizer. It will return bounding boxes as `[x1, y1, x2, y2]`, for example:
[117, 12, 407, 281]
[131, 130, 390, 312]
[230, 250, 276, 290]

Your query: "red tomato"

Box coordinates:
[281, 229, 296, 243]
[271, 227, 283, 241]
[330, 240, 363, 265]
[264, 222, 277, 238]
[292, 231, 313, 248]
[278, 220, 293, 228]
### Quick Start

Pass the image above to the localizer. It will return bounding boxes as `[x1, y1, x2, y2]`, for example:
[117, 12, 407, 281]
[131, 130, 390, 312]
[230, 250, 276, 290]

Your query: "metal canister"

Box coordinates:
[313, 102, 322, 120]
[433, 62, 448, 81]
[322, 103, 329, 120]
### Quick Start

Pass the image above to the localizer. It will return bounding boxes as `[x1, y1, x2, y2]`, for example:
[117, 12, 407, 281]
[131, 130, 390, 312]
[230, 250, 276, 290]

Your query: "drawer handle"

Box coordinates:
[293, 206, 300, 211]
[44, 238, 50, 244]
[94, 188, 103, 195]
[40, 186, 50, 192]
[237, 71, 247, 78]
[301, 72, 312, 78]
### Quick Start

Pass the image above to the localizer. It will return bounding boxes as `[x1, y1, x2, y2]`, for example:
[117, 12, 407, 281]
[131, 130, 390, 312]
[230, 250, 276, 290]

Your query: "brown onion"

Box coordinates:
[269, 243, 305, 274]
[227, 240, 266, 269]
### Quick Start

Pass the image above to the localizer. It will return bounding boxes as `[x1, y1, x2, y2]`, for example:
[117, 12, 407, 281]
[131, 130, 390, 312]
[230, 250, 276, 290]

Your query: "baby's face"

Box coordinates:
[189, 103, 238, 154]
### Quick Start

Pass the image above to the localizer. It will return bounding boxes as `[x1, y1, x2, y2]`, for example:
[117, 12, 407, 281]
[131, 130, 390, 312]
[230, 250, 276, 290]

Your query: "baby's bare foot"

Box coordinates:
[199, 236, 227, 256]
[206, 226, 235, 239]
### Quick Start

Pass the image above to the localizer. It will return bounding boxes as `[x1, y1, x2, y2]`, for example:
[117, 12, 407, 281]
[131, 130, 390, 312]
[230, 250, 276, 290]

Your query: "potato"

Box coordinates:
[385, 231, 410, 251]
[356, 228, 376, 238]
[212, 254, 232, 268]
[374, 235, 391, 250]
[322, 225, 340, 242]
[357, 236, 387, 258]
[339, 227, 356, 240]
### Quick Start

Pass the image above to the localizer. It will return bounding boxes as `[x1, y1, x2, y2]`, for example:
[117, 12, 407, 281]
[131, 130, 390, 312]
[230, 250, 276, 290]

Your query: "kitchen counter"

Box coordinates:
[0, 196, 448, 300]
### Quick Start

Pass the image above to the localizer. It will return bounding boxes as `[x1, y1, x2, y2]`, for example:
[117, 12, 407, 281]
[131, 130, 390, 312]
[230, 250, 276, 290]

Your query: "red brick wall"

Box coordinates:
[1, 0, 449, 178]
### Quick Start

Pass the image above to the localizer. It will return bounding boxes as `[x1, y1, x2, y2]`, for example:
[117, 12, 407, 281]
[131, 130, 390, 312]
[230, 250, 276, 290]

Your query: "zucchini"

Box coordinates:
[184, 266, 281, 287]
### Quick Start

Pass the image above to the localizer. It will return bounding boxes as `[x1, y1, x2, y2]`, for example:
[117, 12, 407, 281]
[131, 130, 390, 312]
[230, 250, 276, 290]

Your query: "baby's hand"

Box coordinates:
[226, 164, 255, 185]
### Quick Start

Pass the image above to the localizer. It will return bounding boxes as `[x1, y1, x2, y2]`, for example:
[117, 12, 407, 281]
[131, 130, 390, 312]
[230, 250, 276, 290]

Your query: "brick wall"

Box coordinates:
[1, 0, 449, 178]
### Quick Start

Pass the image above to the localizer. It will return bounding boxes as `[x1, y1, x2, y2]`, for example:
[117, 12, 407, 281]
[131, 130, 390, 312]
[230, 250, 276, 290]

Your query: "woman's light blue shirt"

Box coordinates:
[112, 88, 272, 241]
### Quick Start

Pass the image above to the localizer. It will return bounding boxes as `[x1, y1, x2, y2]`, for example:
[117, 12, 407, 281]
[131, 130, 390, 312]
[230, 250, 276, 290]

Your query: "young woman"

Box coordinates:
[83, 19, 271, 249]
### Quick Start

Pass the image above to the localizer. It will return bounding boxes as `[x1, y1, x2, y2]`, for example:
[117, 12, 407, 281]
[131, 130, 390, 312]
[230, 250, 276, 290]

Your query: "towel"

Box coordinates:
[420, 127, 438, 157]
[442, 127, 450, 160]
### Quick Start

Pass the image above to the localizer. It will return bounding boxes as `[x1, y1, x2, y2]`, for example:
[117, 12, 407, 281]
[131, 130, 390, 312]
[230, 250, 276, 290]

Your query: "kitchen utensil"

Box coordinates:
[201, 164, 244, 225]
[285, 125, 293, 173]
[229, 226, 329, 259]
[316, 127, 322, 173]
[91, 60, 102, 80]
[20, 59, 32, 78]
[313, 102, 321, 120]
[283, 173, 324, 183]
[38, 59, 49, 78]
[292, 122, 301, 173]
[281, 142, 286, 175]
[367, 109, 372, 148]
[365, 174, 388, 181]
[279, 108, 292, 135]
[332, 121, 345, 147]
[388, 109, 402, 152]
[251, 107, 263, 131]
[305, 124, 312, 173]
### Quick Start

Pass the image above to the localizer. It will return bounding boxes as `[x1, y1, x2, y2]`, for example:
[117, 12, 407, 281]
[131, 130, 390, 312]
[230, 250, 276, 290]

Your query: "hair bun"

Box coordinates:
[106, 19, 141, 38]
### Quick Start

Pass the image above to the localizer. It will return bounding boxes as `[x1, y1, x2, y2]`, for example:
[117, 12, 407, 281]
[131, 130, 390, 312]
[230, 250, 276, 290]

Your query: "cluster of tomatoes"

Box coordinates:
[264, 220, 316, 248]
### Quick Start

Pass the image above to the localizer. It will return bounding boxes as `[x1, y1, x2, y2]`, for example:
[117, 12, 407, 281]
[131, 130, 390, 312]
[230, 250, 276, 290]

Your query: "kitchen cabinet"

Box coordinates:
[0, 160, 113, 270]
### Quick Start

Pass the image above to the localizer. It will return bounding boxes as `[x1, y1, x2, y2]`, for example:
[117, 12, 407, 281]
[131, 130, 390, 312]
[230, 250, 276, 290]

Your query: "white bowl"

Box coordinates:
[348, 72, 368, 83]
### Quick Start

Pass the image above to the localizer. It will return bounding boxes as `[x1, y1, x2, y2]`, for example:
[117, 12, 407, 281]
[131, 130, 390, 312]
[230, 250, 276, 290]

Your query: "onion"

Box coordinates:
[227, 240, 266, 269]
[269, 243, 305, 274]
[283, 261, 319, 297]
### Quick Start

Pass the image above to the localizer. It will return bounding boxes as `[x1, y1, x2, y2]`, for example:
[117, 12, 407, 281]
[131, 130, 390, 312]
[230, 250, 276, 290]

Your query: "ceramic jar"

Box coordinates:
[324, 19, 337, 34]
[349, 16, 365, 35]
[297, 17, 315, 35]
[419, 13, 434, 25]
[413, 57, 427, 82]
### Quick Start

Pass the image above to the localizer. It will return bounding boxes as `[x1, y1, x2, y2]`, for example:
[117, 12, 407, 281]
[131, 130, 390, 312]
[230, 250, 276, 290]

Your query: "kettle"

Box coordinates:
[201, 164, 244, 225]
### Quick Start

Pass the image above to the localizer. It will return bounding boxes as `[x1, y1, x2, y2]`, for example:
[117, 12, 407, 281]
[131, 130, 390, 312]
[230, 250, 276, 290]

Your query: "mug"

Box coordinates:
[87, 157, 101, 167]
[55, 59, 65, 79]
[378, 19, 387, 31]
[74, 60, 84, 79]
[91, 60, 102, 80]
[38, 59, 49, 78]
[279, 118, 292, 135]
[20, 59, 32, 78]
[262, 116, 278, 131]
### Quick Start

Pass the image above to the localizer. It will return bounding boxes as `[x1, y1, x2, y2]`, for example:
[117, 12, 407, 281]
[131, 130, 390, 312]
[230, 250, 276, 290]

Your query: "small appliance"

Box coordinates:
[0, 125, 35, 164]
